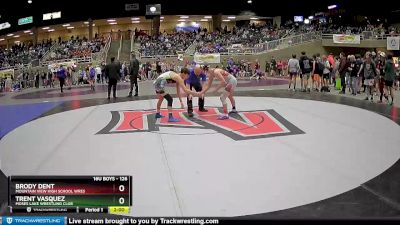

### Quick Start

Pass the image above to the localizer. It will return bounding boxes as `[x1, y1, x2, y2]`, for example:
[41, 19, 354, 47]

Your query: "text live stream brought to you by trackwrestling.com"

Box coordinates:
[0, 217, 222, 225]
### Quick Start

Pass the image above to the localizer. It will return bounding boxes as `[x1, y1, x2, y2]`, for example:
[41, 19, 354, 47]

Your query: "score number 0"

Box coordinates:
[118, 184, 125, 205]
[117, 176, 128, 205]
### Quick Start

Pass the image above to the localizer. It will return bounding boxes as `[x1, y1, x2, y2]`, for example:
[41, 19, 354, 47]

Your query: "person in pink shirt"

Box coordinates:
[327, 53, 336, 85]
[277, 60, 283, 76]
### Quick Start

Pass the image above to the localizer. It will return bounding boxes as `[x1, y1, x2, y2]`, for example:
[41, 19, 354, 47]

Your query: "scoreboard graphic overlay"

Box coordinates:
[8, 176, 132, 214]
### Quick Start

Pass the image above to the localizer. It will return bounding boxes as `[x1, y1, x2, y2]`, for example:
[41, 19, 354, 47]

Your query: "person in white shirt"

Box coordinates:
[287, 54, 300, 91]
[95, 66, 102, 84]
[321, 55, 331, 92]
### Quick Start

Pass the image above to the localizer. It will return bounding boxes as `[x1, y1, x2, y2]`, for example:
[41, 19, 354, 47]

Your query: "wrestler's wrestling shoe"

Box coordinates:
[155, 113, 164, 119]
[217, 115, 229, 120]
[168, 117, 180, 122]
[229, 109, 238, 114]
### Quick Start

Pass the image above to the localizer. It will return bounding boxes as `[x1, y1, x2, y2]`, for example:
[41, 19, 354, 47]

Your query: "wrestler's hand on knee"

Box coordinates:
[193, 92, 202, 97]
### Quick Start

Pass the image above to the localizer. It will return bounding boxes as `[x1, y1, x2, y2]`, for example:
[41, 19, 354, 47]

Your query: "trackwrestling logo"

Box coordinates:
[97, 108, 304, 141]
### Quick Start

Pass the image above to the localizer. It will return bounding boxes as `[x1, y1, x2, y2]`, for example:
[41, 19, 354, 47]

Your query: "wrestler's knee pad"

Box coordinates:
[220, 92, 228, 105]
[164, 94, 173, 107]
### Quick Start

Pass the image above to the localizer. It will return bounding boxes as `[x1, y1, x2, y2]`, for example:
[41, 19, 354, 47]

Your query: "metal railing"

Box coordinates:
[102, 33, 112, 63]
[130, 30, 135, 54]
[184, 41, 198, 56]
[321, 32, 399, 41]
[117, 31, 322, 59]
[1, 35, 111, 73]
[0, 43, 56, 70]
[91, 52, 103, 64]
[117, 34, 123, 61]
[281, 28, 295, 38]
[139, 54, 178, 59]
[39, 42, 57, 62]
[40, 57, 92, 67]
[90, 33, 111, 64]
[0, 63, 31, 71]
[215, 31, 322, 55]
[40, 36, 111, 67]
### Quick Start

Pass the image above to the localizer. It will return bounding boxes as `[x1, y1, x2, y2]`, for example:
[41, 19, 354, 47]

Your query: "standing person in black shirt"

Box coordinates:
[348, 55, 358, 95]
[338, 52, 348, 94]
[270, 57, 277, 76]
[47, 71, 53, 88]
[35, 72, 40, 88]
[101, 62, 106, 84]
[156, 60, 162, 75]
[105, 57, 121, 100]
[128, 53, 140, 97]
[299, 52, 313, 92]
[41, 72, 46, 88]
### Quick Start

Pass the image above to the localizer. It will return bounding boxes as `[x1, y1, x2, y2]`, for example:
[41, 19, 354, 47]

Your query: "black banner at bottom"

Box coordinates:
[1, 216, 399, 225]
[66, 217, 400, 225]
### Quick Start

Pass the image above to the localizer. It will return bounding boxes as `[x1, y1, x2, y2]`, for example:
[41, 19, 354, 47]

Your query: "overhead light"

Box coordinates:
[222, 19, 230, 22]
[42, 27, 49, 30]
[43, 11, 61, 20]
[328, 4, 337, 10]
[14, 35, 20, 38]
[191, 22, 198, 26]
[109, 22, 117, 25]
[180, 16, 189, 19]
[93, 24, 95, 26]
[250, 17, 258, 20]
[0, 22, 11, 30]
[247, 0, 252, 3]
[308, 16, 314, 20]
[107, 19, 116, 22]
[18, 16, 33, 25]
[7, 33, 14, 37]
[132, 21, 140, 24]
[131, 17, 140, 20]
[178, 19, 186, 22]
[29, 33, 33, 35]
[48, 29, 55, 32]
[84, 21, 89, 24]
[177, 22, 185, 27]
[304, 19, 310, 24]
[27, 0, 32, 4]
[24, 30, 31, 33]
[160, 16, 164, 19]
[67, 26, 74, 29]
[62, 24, 70, 27]
[160, 20, 163, 22]
[0, 38, 4, 41]
[150, 6, 156, 12]
[204, 16, 212, 19]
[377, 19, 380, 22]
[227, 16, 236, 19]
[200, 19, 208, 22]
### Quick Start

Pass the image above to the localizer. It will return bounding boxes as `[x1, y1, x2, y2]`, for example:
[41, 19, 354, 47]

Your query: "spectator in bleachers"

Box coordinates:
[44, 35, 106, 62]
[0, 40, 52, 69]
[138, 31, 196, 57]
